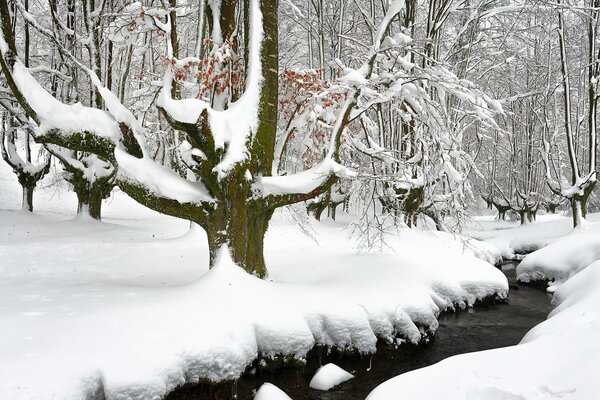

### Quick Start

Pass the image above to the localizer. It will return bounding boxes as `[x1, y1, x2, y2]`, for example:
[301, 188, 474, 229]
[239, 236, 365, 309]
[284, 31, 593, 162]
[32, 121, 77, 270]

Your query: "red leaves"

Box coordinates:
[278, 68, 351, 169]
[162, 38, 244, 100]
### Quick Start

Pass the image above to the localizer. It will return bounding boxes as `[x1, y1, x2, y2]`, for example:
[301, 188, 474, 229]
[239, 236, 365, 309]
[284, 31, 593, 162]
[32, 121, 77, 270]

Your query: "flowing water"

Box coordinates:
[167, 262, 553, 400]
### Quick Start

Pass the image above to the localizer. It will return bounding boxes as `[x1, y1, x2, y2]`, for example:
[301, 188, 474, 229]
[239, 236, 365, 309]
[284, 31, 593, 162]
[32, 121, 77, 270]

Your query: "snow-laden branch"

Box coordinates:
[0, 15, 215, 209]
[44, 145, 114, 184]
[7, 1, 147, 157]
[259, 0, 407, 201]
[373, 0, 406, 52]
[158, 0, 264, 179]
[11, 61, 122, 141]
[115, 148, 213, 204]
[0, 125, 50, 177]
[257, 158, 356, 196]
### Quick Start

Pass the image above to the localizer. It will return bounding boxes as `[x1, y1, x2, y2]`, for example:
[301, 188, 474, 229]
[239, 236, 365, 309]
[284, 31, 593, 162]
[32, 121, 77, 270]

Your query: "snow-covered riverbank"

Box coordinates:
[368, 216, 600, 400]
[0, 163, 508, 400]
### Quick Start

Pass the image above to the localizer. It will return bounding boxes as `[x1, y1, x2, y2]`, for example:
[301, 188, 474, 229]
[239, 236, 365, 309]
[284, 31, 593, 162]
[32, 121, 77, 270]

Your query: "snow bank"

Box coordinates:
[468, 213, 600, 260]
[0, 187, 507, 400]
[367, 233, 600, 400]
[517, 223, 600, 283]
[309, 363, 354, 391]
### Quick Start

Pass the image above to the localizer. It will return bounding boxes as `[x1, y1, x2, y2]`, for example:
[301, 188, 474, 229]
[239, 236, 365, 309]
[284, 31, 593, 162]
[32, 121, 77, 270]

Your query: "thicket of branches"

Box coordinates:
[1, 0, 599, 270]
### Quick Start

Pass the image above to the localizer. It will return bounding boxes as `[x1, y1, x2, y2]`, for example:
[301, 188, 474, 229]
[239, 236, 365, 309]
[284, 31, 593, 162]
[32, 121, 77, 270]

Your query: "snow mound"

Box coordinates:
[517, 223, 600, 283]
[367, 247, 600, 400]
[254, 383, 292, 400]
[309, 363, 354, 390]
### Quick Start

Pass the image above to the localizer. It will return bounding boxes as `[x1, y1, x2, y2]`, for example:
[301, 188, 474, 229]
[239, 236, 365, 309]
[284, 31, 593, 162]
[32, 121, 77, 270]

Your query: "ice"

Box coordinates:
[309, 363, 354, 391]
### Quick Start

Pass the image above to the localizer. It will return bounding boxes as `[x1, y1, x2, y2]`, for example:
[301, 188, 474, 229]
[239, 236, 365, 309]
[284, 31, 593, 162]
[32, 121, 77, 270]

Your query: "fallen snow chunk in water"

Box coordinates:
[254, 383, 292, 400]
[309, 363, 354, 391]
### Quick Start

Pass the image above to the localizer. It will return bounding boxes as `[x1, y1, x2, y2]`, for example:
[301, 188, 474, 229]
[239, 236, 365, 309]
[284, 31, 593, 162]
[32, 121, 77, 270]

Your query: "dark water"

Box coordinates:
[167, 262, 553, 400]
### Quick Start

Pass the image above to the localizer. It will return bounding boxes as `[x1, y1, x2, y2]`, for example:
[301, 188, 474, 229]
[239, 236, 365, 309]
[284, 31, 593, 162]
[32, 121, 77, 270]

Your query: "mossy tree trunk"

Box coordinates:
[571, 182, 595, 227]
[307, 191, 331, 221]
[23, 185, 34, 211]
[17, 175, 37, 212]
[545, 202, 559, 214]
[70, 172, 113, 220]
[401, 186, 424, 227]
[43, 146, 115, 221]
[490, 199, 510, 220]
[205, 203, 273, 276]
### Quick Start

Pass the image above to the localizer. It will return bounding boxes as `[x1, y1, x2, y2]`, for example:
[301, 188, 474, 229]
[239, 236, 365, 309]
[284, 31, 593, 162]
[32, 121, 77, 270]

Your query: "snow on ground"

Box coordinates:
[368, 216, 600, 400]
[0, 162, 508, 400]
[308, 363, 354, 391]
[517, 223, 600, 284]
[467, 212, 600, 260]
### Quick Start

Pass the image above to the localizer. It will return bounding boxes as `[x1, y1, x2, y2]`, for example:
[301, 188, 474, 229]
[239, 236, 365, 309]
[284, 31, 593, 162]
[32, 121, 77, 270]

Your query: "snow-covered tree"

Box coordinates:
[543, 0, 598, 227]
[0, 0, 357, 277]
[0, 0, 505, 273]
[0, 111, 50, 212]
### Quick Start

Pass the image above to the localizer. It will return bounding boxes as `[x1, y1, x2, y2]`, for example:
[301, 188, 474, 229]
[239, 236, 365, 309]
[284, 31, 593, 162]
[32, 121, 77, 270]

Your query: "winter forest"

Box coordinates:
[0, 0, 599, 399]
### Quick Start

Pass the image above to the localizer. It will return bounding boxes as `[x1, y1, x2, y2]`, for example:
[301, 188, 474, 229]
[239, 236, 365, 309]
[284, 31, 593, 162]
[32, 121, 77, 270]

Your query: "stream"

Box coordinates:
[166, 262, 553, 400]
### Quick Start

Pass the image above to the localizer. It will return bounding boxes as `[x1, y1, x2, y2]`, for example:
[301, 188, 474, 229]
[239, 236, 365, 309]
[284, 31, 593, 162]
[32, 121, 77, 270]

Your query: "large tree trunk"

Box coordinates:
[571, 182, 596, 228]
[76, 189, 103, 220]
[71, 174, 112, 221]
[205, 204, 273, 278]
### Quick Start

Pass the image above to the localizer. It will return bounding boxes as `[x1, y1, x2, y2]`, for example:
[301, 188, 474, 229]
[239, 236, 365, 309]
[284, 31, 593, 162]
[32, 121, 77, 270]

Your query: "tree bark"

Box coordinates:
[571, 182, 596, 227]
[22, 184, 34, 212]
[76, 188, 103, 220]
[205, 203, 273, 278]
[70, 172, 112, 220]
